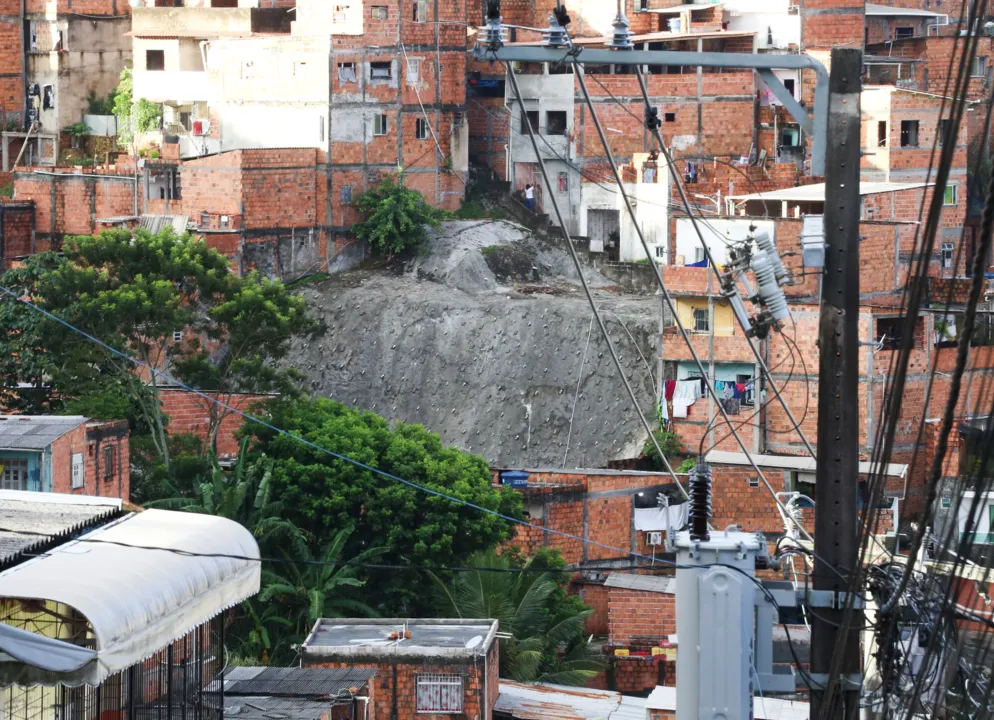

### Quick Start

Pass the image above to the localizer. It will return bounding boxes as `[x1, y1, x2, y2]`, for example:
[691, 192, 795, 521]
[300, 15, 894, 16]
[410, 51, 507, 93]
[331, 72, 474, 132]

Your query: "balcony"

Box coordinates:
[134, 70, 211, 104]
[131, 7, 291, 38]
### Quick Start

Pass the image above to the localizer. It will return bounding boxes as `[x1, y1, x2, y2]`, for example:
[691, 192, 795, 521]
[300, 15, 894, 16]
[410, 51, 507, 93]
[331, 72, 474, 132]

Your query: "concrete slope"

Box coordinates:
[287, 220, 663, 468]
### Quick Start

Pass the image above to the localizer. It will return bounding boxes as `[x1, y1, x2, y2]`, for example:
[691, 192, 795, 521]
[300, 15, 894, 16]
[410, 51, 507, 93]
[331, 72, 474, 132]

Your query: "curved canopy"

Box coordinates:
[0, 509, 260, 686]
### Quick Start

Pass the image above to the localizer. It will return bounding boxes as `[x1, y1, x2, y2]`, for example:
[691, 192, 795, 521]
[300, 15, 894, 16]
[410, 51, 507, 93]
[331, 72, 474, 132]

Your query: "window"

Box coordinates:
[692, 307, 709, 333]
[71, 453, 84, 490]
[415, 117, 429, 140]
[453, 111, 465, 127]
[172, 330, 184, 342]
[373, 114, 388, 136]
[878, 120, 887, 147]
[664, 112, 676, 122]
[638, 0, 649, 9]
[558, 172, 568, 193]
[146, 49, 165, 71]
[783, 78, 796, 98]
[876, 316, 922, 350]
[333, 5, 348, 23]
[407, 58, 421, 82]
[944, 184, 958, 206]
[941, 497, 951, 509]
[370, 61, 393, 80]
[737, 373, 755, 407]
[694, 246, 706, 263]
[900, 120, 919, 147]
[655, 246, 666, 259]
[942, 242, 954, 269]
[521, 110, 539, 134]
[413, 0, 427, 22]
[102, 445, 114, 480]
[938, 118, 950, 146]
[546, 110, 567, 135]
[748, 477, 759, 488]
[0, 459, 28, 491]
[971, 56, 988, 77]
[338, 62, 357, 84]
[372, 5, 388, 19]
[894, 26, 914, 40]
[416, 675, 463, 714]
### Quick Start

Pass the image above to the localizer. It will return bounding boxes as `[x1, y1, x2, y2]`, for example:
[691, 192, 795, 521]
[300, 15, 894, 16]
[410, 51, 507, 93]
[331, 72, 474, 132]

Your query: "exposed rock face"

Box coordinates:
[286, 220, 663, 468]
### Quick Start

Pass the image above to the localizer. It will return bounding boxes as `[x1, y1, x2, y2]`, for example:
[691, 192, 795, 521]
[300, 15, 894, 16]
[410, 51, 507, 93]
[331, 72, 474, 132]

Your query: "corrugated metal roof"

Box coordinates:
[603, 573, 675, 595]
[225, 667, 377, 698]
[224, 697, 332, 720]
[0, 415, 86, 450]
[609, 696, 646, 720]
[0, 490, 122, 564]
[139, 215, 189, 234]
[496, 681, 623, 720]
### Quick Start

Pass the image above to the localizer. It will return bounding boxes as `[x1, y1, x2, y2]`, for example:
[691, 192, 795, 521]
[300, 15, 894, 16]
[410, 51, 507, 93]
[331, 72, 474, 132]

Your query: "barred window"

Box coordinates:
[1, 459, 28, 491]
[693, 307, 709, 333]
[416, 675, 463, 713]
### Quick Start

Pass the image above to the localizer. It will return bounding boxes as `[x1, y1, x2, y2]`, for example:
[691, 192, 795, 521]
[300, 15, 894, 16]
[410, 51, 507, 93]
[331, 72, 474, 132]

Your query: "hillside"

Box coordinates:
[286, 220, 663, 468]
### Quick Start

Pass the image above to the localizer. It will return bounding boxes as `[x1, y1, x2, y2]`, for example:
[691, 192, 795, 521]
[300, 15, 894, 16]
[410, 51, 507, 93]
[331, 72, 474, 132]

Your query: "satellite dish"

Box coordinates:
[465, 635, 483, 649]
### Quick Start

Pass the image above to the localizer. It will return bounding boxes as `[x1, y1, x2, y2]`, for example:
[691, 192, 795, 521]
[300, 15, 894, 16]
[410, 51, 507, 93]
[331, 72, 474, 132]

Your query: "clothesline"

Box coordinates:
[660, 378, 755, 420]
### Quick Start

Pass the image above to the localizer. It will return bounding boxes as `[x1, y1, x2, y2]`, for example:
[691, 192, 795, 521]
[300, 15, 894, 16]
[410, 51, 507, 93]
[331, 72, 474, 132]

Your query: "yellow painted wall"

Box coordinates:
[675, 298, 735, 336]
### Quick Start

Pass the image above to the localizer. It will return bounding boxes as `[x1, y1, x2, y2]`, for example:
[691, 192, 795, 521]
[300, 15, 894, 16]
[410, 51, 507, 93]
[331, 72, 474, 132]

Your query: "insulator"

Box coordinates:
[688, 460, 711, 542]
[542, 13, 570, 47]
[482, 16, 507, 49]
[753, 232, 789, 285]
[606, 12, 634, 50]
[751, 252, 790, 324]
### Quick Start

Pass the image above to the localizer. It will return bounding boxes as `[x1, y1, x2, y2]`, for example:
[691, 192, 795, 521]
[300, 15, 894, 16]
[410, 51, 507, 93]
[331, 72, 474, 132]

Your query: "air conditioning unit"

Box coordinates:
[648, 531, 663, 546]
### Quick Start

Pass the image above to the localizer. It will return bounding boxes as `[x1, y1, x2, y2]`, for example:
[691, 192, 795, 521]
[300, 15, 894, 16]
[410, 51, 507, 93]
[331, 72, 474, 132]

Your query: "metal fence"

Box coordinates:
[1, 614, 225, 720]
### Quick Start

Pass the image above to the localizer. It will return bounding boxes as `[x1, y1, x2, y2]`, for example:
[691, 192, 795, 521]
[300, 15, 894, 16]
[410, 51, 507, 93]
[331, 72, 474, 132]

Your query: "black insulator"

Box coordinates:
[689, 460, 711, 541]
[486, 0, 501, 21]
[553, 5, 571, 28]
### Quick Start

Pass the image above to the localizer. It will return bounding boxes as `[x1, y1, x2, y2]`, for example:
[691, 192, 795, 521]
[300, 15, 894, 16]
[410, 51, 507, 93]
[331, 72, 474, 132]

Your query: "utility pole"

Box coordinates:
[811, 47, 863, 720]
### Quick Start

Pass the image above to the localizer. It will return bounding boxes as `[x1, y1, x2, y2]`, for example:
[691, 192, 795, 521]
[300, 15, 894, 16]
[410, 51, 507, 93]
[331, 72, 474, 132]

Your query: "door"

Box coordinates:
[587, 209, 621, 260]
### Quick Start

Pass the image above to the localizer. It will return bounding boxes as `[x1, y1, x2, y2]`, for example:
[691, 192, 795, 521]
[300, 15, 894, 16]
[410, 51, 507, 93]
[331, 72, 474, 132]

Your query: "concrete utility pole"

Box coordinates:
[811, 47, 863, 720]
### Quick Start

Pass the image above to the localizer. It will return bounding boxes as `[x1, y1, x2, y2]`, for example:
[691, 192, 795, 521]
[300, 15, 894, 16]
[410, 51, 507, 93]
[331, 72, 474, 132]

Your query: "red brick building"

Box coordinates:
[301, 620, 500, 720]
[159, 388, 271, 459]
[0, 415, 129, 501]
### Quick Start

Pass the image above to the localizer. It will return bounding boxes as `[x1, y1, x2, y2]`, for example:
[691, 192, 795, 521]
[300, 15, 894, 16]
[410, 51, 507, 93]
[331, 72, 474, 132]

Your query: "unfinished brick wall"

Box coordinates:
[158, 389, 271, 458]
[306, 655, 496, 720]
[12, 171, 136, 245]
[49, 420, 130, 501]
[576, 580, 609, 635]
[0, 201, 34, 268]
[0, 16, 23, 123]
[607, 587, 675, 645]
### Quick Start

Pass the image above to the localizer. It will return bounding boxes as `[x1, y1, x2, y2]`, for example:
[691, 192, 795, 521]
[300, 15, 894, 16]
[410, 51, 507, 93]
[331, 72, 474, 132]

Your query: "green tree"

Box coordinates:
[112, 65, 162, 149]
[352, 173, 449, 257]
[431, 548, 601, 685]
[242, 396, 523, 613]
[642, 427, 686, 471]
[253, 526, 385, 663]
[149, 437, 309, 555]
[0, 228, 313, 473]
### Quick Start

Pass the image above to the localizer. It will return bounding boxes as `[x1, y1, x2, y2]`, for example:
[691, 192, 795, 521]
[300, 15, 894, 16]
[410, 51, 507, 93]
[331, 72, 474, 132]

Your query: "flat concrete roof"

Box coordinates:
[865, 3, 945, 17]
[301, 619, 498, 662]
[705, 450, 909, 479]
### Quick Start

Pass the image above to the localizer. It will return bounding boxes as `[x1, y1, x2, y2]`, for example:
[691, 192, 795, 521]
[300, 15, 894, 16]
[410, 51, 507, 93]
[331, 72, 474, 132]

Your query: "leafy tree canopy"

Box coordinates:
[432, 548, 601, 685]
[242, 396, 523, 613]
[112, 65, 163, 149]
[0, 228, 314, 475]
[352, 173, 449, 257]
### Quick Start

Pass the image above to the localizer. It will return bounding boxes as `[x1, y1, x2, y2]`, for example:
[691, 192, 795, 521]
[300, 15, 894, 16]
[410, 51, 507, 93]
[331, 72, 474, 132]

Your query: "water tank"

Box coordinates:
[501, 471, 529, 488]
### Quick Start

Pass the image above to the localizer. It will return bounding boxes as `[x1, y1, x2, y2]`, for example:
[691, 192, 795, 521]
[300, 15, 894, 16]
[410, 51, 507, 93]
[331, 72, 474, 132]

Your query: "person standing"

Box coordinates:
[524, 184, 535, 211]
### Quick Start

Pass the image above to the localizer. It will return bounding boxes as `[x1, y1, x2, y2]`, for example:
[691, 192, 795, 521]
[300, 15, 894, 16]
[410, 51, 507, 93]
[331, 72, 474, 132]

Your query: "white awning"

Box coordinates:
[0, 509, 260, 686]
